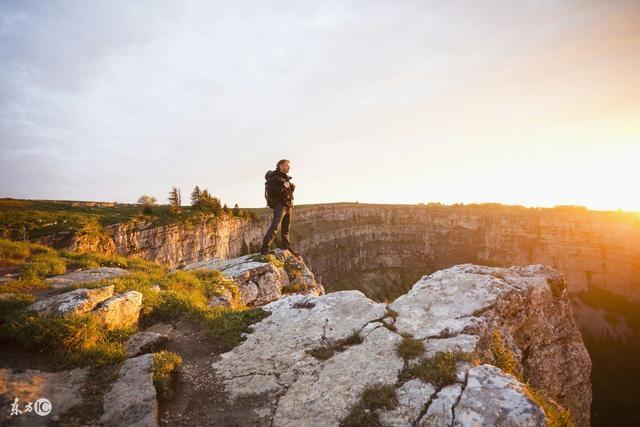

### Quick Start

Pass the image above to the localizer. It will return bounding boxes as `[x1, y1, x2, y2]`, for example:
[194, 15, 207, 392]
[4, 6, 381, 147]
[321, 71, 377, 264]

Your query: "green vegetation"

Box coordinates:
[395, 335, 425, 361]
[152, 350, 183, 399]
[340, 383, 398, 427]
[0, 238, 271, 367]
[250, 253, 285, 269]
[0, 198, 264, 243]
[0, 309, 129, 367]
[0, 238, 165, 293]
[399, 350, 473, 388]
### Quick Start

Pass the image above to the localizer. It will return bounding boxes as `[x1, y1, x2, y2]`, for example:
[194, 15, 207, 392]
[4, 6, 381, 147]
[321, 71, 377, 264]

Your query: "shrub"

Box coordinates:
[153, 350, 182, 399]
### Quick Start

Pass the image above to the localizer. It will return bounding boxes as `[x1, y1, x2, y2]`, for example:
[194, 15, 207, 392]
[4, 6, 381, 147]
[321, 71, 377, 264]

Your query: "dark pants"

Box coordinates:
[262, 204, 292, 250]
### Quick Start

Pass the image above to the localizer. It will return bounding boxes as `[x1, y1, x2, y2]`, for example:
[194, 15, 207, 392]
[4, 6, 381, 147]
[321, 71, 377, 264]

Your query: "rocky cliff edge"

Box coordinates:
[212, 263, 591, 427]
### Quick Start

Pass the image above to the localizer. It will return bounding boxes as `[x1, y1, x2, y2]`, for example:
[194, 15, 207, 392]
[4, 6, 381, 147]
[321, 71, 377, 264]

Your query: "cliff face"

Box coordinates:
[211, 262, 591, 426]
[104, 217, 264, 267]
[93, 203, 640, 302]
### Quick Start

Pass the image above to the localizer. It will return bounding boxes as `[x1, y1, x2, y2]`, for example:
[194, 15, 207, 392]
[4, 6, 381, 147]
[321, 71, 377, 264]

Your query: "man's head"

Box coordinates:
[276, 159, 291, 173]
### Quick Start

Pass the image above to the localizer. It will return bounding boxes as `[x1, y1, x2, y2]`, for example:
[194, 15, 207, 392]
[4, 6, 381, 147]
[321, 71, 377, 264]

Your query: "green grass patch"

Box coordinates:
[250, 253, 285, 269]
[0, 311, 128, 367]
[398, 350, 472, 388]
[153, 350, 182, 399]
[396, 336, 425, 360]
[340, 383, 398, 427]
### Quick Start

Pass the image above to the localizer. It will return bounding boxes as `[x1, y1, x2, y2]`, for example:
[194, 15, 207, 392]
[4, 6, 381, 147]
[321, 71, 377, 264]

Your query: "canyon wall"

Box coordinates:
[61, 203, 640, 300]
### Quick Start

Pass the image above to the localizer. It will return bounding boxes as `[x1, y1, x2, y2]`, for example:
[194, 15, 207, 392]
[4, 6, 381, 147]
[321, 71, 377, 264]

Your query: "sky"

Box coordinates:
[1, 0, 639, 211]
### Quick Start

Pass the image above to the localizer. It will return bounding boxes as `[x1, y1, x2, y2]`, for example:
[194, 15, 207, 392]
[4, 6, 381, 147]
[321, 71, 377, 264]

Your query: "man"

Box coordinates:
[261, 159, 298, 256]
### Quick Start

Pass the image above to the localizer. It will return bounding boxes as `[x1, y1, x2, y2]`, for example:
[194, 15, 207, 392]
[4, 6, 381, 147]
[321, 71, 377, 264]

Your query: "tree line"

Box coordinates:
[136, 186, 257, 220]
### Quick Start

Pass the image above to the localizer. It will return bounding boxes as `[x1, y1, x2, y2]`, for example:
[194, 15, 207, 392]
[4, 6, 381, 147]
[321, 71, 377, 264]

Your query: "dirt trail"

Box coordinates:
[159, 319, 271, 427]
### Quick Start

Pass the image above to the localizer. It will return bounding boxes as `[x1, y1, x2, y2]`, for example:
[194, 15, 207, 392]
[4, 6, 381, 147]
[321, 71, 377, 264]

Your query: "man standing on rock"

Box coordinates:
[261, 159, 299, 256]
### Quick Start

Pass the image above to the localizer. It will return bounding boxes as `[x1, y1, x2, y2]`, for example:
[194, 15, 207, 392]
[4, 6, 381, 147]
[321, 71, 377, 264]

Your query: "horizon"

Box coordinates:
[3, 196, 640, 215]
[1, 1, 639, 211]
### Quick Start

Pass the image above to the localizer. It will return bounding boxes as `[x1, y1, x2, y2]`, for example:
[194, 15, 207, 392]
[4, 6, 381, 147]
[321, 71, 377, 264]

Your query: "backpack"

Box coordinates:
[264, 170, 277, 208]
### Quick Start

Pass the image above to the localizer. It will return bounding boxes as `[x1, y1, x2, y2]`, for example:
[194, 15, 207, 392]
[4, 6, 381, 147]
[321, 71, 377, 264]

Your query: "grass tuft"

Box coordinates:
[396, 336, 425, 360]
[399, 350, 472, 388]
[340, 383, 398, 427]
[153, 350, 182, 399]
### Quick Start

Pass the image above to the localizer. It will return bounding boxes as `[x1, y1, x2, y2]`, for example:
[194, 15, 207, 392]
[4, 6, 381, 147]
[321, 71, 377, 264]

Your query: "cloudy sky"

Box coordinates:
[1, 1, 639, 210]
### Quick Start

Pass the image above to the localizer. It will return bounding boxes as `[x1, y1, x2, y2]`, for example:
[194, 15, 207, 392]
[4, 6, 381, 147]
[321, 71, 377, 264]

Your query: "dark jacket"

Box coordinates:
[266, 170, 295, 207]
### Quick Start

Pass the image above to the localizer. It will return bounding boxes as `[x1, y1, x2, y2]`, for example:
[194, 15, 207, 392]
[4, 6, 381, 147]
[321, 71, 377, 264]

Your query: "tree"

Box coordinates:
[191, 186, 202, 208]
[168, 186, 182, 215]
[137, 194, 157, 215]
[199, 189, 222, 214]
[232, 203, 241, 217]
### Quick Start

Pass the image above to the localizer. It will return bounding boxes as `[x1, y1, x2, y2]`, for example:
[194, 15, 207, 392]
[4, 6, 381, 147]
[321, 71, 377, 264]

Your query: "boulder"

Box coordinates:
[124, 331, 169, 357]
[27, 285, 114, 317]
[92, 290, 143, 330]
[101, 353, 158, 427]
[183, 249, 324, 307]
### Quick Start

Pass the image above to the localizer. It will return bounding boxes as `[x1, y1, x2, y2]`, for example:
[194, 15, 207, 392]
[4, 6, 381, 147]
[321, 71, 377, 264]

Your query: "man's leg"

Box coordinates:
[261, 204, 286, 252]
[280, 206, 292, 249]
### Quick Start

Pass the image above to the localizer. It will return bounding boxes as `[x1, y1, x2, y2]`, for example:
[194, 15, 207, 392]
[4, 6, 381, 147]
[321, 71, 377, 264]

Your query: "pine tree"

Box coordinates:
[191, 186, 201, 208]
[232, 203, 241, 217]
[168, 186, 181, 215]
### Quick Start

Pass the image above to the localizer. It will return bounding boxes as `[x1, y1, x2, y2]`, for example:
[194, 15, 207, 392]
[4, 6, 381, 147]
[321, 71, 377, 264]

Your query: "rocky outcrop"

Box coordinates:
[92, 290, 143, 330]
[27, 285, 115, 317]
[211, 263, 591, 426]
[0, 367, 88, 426]
[45, 267, 129, 289]
[184, 249, 325, 306]
[27, 285, 143, 330]
[101, 353, 158, 427]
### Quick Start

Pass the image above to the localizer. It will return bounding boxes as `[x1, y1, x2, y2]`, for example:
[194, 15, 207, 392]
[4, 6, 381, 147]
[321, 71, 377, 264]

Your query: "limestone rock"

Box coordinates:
[27, 285, 114, 317]
[92, 290, 143, 330]
[389, 264, 591, 426]
[45, 267, 129, 289]
[101, 353, 158, 427]
[208, 287, 233, 307]
[379, 379, 436, 427]
[0, 367, 88, 426]
[452, 364, 547, 426]
[209, 263, 591, 427]
[184, 249, 324, 306]
[124, 330, 169, 357]
[212, 291, 391, 425]
[418, 383, 462, 426]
